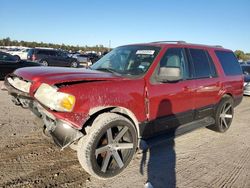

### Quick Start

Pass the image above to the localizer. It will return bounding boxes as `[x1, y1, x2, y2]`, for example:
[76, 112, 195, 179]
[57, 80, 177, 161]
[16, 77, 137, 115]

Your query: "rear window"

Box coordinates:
[215, 51, 242, 76]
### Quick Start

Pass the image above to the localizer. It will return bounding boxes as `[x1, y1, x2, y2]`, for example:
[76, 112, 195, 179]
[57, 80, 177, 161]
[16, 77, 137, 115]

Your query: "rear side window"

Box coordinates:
[189, 49, 215, 78]
[37, 50, 50, 55]
[215, 50, 242, 76]
[49, 51, 57, 56]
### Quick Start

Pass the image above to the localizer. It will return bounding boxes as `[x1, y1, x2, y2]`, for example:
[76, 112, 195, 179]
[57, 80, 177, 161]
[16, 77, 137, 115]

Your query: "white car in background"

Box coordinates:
[7, 48, 30, 60]
[72, 54, 92, 67]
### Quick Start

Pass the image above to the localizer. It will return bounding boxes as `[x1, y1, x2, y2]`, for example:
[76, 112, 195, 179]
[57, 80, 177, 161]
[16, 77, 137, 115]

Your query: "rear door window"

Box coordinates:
[189, 49, 214, 78]
[215, 50, 242, 76]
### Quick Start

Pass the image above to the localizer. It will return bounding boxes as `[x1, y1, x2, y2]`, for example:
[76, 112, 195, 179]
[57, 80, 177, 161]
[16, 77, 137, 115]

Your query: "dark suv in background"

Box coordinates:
[27, 48, 79, 67]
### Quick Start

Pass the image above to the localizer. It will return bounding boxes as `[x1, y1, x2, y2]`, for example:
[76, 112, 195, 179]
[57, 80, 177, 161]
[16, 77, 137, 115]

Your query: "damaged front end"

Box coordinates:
[36, 103, 83, 149]
[4, 75, 84, 149]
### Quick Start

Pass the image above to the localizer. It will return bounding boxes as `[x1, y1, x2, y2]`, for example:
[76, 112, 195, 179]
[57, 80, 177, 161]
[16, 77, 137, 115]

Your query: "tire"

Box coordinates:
[41, 60, 48, 66]
[71, 61, 78, 68]
[77, 112, 137, 179]
[208, 95, 234, 133]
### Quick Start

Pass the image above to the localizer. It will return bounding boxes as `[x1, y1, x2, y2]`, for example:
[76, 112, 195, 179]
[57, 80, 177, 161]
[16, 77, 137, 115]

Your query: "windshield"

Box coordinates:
[91, 45, 160, 77]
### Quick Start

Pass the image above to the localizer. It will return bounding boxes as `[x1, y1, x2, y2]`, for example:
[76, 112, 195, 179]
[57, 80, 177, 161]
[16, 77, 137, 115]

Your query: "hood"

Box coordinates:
[13, 67, 125, 85]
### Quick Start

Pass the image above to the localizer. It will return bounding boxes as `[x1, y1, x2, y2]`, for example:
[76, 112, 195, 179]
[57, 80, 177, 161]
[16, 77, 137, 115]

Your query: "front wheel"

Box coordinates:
[77, 113, 137, 179]
[71, 61, 78, 68]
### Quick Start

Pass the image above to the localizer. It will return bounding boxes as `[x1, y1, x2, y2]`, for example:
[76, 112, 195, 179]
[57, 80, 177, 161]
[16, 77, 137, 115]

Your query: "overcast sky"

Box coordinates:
[0, 0, 250, 52]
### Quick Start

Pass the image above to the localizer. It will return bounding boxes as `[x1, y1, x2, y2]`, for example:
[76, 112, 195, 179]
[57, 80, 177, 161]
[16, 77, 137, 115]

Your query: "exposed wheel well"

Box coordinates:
[82, 106, 141, 138]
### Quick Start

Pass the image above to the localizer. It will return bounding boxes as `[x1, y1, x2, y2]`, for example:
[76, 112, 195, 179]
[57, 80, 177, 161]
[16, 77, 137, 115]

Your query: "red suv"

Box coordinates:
[4, 41, 243, 179]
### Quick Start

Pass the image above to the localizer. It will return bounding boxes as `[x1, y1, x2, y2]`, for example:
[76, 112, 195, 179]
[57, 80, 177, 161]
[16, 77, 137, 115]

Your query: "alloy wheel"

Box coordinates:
[94, 125, 134, 173]
[219, 102, 233, 130]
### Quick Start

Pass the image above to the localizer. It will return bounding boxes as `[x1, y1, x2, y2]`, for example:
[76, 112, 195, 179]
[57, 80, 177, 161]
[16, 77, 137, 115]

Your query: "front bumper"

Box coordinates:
[5, 77, 84, 149]
[36, 103, 84, 149]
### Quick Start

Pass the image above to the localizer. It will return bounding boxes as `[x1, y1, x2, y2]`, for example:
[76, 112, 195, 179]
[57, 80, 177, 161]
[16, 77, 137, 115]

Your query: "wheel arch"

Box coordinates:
[218, 92, 233, 104]
[84, 106, 141, 139]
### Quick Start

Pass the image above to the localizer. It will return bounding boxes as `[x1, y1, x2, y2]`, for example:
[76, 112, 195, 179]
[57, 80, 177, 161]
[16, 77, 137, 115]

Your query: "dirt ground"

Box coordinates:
[0, 81, 249, 188]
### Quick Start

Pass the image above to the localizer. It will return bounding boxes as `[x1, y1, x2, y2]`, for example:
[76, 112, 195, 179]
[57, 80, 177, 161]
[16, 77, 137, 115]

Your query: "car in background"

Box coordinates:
[27, 48, 79, 67]
[72, 54, 92, 67]
[0, 51, 41, 80]
[85, 52, 100, 64]
[241, 64, 250, 95]
[7, 48, 30, 60]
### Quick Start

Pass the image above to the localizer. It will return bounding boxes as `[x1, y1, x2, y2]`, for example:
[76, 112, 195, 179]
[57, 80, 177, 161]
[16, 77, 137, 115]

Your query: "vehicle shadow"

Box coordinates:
[140, 99, 177, 188]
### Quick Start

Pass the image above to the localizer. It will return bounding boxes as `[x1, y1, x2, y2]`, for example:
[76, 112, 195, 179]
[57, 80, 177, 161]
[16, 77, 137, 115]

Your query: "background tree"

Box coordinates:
[0, 37, 109, 53]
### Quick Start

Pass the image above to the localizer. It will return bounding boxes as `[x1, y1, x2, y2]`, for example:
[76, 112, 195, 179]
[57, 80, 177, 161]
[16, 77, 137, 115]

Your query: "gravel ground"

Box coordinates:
[0, 81, 249, 188]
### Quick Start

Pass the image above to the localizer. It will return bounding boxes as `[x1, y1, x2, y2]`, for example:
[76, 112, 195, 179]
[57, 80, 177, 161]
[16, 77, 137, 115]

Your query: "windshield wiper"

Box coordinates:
[95, 68, 122, 76]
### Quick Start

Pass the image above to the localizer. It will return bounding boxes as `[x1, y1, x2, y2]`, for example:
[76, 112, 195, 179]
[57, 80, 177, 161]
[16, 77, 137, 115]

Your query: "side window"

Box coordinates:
[215, 50, 242, 76]
[37, 50, 48, 55]
[0, 52, 16, 62]
[159, 48, 190, 79]
[189, 49, 213, 78]
[49, 51, 57, 56]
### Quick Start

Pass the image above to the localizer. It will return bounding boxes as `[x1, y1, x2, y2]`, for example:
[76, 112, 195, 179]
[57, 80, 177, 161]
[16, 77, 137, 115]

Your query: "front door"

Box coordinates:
[145, 47, 195, 137]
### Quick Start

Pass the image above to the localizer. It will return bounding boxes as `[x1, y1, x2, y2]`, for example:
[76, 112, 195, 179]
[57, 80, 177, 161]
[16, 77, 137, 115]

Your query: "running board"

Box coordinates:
[146, 116, 215, 147]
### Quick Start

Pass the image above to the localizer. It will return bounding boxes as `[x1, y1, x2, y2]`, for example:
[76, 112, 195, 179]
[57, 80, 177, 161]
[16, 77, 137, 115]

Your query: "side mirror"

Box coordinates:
[157, 67, 182, 82]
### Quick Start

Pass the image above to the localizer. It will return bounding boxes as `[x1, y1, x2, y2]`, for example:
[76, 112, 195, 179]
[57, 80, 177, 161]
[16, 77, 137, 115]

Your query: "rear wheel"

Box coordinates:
[208, 96, 234, 132]
[77, 113, 137, 179]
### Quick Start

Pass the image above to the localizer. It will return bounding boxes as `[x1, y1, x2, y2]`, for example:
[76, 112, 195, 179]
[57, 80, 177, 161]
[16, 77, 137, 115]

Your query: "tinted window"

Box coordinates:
[27, 49, 34, 56]
[159, 48, 190, 79]
[215, 51, 242, 75]
[37, 50, 50, 55]
[49, 51, 57, 56]
[0, 52, 16, 62]
[189, 49, 212, 78]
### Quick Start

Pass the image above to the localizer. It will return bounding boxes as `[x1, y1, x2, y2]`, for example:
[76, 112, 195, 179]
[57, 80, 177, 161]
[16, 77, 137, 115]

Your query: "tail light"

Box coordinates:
[32, 54, 36, 61]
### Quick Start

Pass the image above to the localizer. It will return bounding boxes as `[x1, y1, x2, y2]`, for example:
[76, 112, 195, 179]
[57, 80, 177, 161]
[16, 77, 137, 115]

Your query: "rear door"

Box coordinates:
[187, 48, 220, 119]
[146, 47, 196, 137]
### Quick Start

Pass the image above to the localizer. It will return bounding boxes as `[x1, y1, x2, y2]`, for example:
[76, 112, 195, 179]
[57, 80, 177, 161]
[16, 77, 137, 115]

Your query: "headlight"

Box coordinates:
[7, 77, 31, 93]
[34, 83, 76, 112]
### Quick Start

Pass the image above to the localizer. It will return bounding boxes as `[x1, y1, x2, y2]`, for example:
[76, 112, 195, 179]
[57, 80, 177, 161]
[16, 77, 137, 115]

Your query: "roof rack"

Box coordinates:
[150, 41, 223, 48]
[150, 41, 186, 44]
